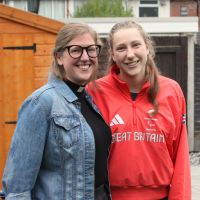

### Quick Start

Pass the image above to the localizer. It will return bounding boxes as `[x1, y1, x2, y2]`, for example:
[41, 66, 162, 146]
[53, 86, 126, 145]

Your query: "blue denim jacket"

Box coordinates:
[2, 76, 110, 200]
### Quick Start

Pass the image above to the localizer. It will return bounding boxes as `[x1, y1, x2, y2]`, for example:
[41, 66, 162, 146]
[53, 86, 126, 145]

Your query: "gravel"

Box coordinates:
[189, 152, 200, 166]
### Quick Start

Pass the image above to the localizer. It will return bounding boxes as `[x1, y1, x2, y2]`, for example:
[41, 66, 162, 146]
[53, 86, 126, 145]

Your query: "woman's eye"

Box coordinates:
[88, 48, 95, 52]
[134, 43, 139, 47]
[117, 47, 125, 51]
[71, 49, 80, 53]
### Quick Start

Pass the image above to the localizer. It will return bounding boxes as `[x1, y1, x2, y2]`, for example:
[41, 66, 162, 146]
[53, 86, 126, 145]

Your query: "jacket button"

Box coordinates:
[86, 170, 93, 174]
[85, 193, 93, 196]
[86, 146, 93, 148]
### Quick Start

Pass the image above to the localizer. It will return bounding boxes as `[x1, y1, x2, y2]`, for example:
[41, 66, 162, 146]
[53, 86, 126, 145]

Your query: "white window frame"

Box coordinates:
[3, 0, 15, 7]
[139, 0, 159, 17]
[181, 6, 188, 17]
[3, 0, 66, 19]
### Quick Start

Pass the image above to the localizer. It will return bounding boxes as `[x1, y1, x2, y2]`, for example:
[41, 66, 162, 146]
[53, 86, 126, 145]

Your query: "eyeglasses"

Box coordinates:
[64, 44, 101, 59]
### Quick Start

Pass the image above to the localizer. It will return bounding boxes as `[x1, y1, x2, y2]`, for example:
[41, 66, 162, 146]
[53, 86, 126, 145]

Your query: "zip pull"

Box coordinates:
[132, 101, 137, 127]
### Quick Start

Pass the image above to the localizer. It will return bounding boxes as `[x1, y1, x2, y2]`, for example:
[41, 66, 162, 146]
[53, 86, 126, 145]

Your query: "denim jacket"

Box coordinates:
[2, 76, 110, 200]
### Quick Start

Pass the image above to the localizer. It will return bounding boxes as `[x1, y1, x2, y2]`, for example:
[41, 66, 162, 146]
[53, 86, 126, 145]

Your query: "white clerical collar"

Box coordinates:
[77, 86, 85, 92]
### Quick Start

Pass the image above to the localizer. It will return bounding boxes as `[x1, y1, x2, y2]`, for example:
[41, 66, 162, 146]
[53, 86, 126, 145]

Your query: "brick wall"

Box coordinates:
[171, 0, 200, 29]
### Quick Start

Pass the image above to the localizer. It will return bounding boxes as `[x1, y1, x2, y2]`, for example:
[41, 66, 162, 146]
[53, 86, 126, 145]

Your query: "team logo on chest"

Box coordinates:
[110, 111, 165, 144]
[145, 110, 158, 132]
[110, 114, 125, 126]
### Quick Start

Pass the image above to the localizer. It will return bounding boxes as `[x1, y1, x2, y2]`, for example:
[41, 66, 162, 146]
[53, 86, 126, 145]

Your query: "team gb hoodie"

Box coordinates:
[86, 65, 191, 200]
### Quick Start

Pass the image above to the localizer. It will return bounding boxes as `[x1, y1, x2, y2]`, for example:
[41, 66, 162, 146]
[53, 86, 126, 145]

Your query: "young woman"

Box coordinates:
[86, 20, 191, 200]
[2, 22, 111, 200]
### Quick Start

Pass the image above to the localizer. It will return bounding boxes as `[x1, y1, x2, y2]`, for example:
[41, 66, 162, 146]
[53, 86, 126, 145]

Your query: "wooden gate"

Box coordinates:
[0, 34, 35, 189]
[153, 36, 188, 100]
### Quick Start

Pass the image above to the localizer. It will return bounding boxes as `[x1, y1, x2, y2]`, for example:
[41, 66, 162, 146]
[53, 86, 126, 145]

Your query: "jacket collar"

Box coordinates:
[110, 64, 150, 90]
[109, 65, 150, 101]
[48, 73, 79, 103]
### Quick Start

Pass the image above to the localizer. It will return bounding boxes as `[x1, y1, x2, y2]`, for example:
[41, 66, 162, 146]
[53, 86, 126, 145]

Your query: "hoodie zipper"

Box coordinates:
[132, 101, 137, 128]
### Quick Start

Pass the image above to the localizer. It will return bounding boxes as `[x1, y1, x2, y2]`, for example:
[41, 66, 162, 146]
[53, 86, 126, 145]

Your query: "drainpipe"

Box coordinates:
[36, 0, 40, 14]
[67, 0, 69, 18]
[194, 0, 199, 16]
[194, 0, 200, 30]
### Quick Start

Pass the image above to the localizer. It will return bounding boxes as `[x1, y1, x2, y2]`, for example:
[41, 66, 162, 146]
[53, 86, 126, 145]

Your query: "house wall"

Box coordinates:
[171, 0, 200, 29]
[159, 0, 171, 17]
[68, 0, 74, 17]
[59, 17, 198, 35]
[68, 0, 171, 18]
[115, 0, 171, 18]
[129, 0, 139, 17]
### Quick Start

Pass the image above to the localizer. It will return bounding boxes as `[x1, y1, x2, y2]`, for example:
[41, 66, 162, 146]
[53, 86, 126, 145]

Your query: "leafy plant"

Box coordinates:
[72, 0, 133, 17]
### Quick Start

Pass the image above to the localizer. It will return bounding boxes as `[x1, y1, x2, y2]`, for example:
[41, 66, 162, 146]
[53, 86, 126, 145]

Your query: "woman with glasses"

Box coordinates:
[2, 23, 112, 200]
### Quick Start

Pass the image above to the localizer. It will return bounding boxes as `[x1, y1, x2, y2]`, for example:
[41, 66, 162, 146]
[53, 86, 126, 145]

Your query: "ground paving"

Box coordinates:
[190, 152, 200, 200]
[191, 166, 200, 200]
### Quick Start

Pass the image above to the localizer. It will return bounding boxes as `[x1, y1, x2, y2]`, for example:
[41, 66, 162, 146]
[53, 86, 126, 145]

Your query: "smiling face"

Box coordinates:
[110, 28, 149, 84]
[56, 33, 98, 85]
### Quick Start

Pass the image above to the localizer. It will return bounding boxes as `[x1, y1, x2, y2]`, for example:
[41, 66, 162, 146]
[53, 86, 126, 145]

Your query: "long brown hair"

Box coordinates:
[49, 22, 102, 86]
[108, 20, 160, 116]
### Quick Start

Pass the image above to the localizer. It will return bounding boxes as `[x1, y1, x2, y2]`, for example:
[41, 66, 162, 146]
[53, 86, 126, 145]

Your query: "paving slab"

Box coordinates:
[191, 166, 200, 200]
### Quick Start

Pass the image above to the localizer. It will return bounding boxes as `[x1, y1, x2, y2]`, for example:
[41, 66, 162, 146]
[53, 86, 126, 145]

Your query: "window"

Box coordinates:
[3, 0, 66, 19]
[181, 6, 188, 17]
[4, 0, 10, 6]
[140, 1, 158, 4]
[139, 0, 158, 17]
[27, 0, 39, 14]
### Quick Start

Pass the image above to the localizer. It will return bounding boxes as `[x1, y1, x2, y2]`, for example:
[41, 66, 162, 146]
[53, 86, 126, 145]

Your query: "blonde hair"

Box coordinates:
[50, 22, 102, 85]
[108, 20, 160, 116]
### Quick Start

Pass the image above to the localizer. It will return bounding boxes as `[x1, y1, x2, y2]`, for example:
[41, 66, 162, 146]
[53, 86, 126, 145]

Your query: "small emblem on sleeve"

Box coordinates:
[182, 114, 186, 124]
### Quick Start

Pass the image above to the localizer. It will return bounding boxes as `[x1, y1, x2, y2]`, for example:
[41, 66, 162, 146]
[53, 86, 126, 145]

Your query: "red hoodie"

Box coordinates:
[86, 65, 191, 200]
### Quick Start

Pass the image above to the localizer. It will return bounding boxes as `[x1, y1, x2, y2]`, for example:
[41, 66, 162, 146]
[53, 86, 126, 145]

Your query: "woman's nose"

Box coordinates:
[80, 49, 90, 61]
[127, 48, 135, 58]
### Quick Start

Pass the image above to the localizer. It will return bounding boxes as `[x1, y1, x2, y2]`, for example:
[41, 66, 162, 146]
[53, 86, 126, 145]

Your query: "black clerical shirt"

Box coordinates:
[64, 79, 112, 188]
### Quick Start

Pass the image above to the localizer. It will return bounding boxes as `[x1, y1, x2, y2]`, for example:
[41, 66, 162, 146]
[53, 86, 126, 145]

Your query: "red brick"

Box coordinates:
[171, 0, 200, 29]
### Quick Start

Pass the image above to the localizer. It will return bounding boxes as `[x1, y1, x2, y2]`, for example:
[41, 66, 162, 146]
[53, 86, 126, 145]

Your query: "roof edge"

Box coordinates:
[0, 4, 65, 34]
[58, 17, 199, 23]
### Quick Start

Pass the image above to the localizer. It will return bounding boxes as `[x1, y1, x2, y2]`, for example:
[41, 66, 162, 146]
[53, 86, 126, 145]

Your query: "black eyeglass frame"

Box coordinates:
[64, 44, 101, 59]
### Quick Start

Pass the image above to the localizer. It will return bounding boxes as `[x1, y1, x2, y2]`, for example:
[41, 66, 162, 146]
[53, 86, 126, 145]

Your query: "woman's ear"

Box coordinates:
[110, 49, 116, 62]
[55, 52, 63, 66]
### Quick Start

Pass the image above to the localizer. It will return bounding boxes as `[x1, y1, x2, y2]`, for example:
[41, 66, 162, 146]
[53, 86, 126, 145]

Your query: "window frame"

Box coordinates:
[2, 0, 66, 19]
[140, 1, 158, 5]
[3, 0, 17, 8]
[139, 0, 159, 17]
[181, 6, 188, 17]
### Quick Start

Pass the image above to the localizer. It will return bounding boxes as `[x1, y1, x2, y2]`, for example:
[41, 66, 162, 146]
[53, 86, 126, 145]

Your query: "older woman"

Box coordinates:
[2, 23, 111, 200]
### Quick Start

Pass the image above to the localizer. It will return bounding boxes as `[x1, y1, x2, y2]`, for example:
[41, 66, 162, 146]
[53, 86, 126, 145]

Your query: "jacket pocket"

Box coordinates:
[53, 116, 81, 149]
